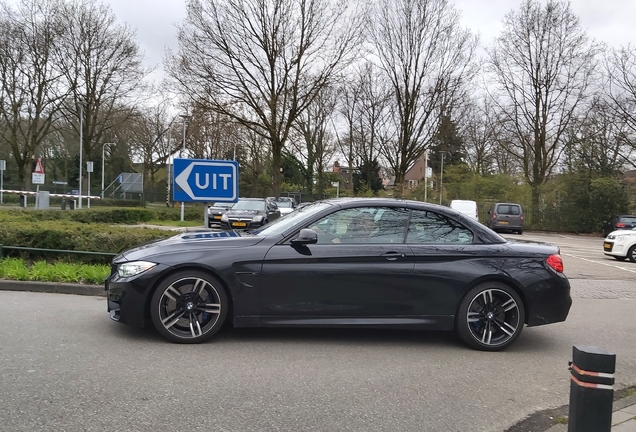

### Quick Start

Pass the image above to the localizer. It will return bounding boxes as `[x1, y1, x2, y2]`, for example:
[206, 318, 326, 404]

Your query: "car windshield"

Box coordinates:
[252, 202, 332, 236]
[232, 200, 265, 211]
[275, 200, 293, 208]
[619, 217, 636, 224]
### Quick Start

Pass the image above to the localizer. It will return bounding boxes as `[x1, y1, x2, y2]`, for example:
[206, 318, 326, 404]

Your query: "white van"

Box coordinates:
[450, 200, 478, 221]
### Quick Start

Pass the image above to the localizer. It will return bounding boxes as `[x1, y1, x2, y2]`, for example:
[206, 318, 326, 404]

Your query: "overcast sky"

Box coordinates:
[87, 0, 636, 84]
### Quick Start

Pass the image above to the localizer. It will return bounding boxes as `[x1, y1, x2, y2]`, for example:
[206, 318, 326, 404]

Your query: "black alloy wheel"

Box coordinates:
[150, 270, 228, 343]
[455, 282, 525, 351]
[628, 245, 636, 263]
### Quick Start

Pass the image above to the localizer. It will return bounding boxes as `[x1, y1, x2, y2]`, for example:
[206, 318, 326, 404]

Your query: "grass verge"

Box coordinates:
[0, 258, 109, 285]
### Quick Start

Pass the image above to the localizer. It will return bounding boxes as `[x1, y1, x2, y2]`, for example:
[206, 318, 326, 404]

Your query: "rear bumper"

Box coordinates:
[525, 274, 571, 327]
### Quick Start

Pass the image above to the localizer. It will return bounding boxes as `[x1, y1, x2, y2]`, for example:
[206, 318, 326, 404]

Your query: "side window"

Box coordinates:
[309, 207, 409, 244]
[406, 210, 474, 244]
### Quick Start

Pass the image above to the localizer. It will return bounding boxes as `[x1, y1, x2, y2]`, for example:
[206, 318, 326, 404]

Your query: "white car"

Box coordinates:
[603, 229, 636, 262]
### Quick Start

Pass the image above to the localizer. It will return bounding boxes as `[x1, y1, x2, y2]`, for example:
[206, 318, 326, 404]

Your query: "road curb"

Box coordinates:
[0, 279, 105, 296]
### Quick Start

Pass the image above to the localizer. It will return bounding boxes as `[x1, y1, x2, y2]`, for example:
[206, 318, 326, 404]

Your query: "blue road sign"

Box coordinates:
[173, 158, 239, 202]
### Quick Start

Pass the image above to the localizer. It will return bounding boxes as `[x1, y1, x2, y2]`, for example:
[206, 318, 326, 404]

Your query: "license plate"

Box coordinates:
[213, 215, 222, 219]
[604, 242, 612, 251]
[498, 221, 509, 225]
[232, 222, 247, 227]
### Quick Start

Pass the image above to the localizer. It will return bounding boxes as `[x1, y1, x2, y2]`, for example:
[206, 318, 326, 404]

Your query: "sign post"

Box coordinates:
[331, 181, 339, 198]
[0, 159, 5, 204]
[32, 158, 45, 208]
[86, 161, 93, 208]
[173, 159, 239, 226]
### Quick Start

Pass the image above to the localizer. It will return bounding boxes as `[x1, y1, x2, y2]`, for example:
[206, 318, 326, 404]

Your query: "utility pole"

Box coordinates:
[439, 151, 447, 205]
[77, 100, 86, 209]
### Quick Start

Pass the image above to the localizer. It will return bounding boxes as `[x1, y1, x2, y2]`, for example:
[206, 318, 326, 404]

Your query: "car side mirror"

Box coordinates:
[291, 228, 318, 245]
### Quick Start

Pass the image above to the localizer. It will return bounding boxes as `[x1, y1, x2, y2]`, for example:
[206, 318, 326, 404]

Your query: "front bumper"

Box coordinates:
[105, 264, 169, 328]
[221, 220, 263, 230]
[603, 240, 629, 258]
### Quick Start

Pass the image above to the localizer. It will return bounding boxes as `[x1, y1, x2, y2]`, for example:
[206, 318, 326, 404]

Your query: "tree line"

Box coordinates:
[1, 0, 635, 229]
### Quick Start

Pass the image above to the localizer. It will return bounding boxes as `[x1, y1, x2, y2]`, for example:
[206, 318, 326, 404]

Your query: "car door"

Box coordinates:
[402, 209, 500, 326]
[260, 206, 413, 320]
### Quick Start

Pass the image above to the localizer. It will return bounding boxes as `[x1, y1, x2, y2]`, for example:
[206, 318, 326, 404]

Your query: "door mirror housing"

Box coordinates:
[291, 228, 318, 245]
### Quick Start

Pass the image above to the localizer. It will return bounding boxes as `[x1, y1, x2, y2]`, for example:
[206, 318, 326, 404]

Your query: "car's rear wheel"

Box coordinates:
[150, 270, 228, 344]
[628, 245, 636, 263]
[455, 282, 525, 351]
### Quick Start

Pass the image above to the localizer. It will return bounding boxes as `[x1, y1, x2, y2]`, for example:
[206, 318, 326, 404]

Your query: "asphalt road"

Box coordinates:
[0, 233, 635, 432]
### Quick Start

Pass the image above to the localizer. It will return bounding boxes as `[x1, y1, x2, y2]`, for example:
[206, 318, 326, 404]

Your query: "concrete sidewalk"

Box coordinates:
[545, 393, 636, 431]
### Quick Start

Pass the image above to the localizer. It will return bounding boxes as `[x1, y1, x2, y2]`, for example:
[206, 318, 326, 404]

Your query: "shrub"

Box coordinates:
[69, 208, 155, 224]
[0, 220, 175, 263]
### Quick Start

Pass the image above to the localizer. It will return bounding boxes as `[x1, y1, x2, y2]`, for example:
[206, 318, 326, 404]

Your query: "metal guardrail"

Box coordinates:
[0, 245, 117, 259]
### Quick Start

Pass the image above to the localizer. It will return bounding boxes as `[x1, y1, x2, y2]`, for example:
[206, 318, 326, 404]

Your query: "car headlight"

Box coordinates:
[221, 214, 228, 222]
[117, 261, 157, 278]
[252, 215, 263, 222]
[613, 235, 633, 242]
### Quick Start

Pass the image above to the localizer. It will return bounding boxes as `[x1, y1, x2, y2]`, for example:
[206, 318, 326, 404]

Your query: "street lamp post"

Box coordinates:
[87, 161, 93, 208]
[439, 151, 447, 205]
[101, 143, 114, 199]
[179, 114, 190, 222]
[77, 100, 86, 209]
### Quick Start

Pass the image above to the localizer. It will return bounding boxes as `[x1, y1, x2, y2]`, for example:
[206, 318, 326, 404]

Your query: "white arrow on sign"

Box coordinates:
[175, 161, 237, 201]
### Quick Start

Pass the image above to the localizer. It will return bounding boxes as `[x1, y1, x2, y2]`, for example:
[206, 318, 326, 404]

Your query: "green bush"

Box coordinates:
[69, 208, 155, 224]
[0, 220, 175, 263]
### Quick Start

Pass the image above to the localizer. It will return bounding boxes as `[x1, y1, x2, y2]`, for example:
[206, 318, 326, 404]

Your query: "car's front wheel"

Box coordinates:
[455, 282, 525, 351]
[150, 270, 228, 343]
[628, 245, 636, 263]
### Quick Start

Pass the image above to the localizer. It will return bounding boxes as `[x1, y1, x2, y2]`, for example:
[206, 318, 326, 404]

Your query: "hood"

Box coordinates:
[607, 230, 636, 239]
[279, 207, 294, 215]
[114, 230, 265, 263]
[226, 209, 265, 216]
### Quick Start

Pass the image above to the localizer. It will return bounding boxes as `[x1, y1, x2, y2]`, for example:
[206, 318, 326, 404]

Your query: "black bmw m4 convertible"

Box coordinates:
[105, 198, 571, 351]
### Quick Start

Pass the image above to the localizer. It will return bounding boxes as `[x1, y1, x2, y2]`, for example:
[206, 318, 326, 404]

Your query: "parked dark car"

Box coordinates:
[603, 215, 636, 238]
[105, 198, 571, 351]
[220, 198, 281, 230]
[486, 202, 524, 234]
[207, 202, 235, 227]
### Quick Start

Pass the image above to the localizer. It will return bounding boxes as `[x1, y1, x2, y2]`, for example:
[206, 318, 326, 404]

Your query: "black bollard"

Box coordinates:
[568, 345, 616, 432]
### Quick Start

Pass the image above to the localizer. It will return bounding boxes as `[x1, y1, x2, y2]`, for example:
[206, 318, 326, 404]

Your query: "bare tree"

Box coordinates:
[369, 0, 478, 195]
[461, 98, 497, 175]
[563, 96, 636, 175]
[606, 44, 636, 154]
[0, 0, 67, 185]
[293, 85, 337, 196]
[59, 0, 148, 193]
[166, 0, 364, 196]
[486, 0, 599, 213]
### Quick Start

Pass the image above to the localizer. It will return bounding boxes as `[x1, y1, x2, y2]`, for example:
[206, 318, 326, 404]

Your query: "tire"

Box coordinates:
[150, 270, 229, 344]
[517, 230, 523, 235]
[628, 245, 636, 263]
[455, 282, 525, 351]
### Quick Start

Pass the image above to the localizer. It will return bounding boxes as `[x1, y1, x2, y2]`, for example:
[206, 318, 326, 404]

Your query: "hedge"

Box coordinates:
[0, 206, 205, 224]
[0, 220, 175, 263]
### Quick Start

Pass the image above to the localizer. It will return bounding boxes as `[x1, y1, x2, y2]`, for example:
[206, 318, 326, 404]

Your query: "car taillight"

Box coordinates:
[492, 214, 497, 220]
[616, 223, 625, 228]
[520, 215, 524, 222]
[546, 254, 564, 273]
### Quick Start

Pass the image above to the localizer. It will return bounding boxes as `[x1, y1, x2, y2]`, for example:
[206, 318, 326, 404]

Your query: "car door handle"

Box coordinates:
[381, 252, 405, 261]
